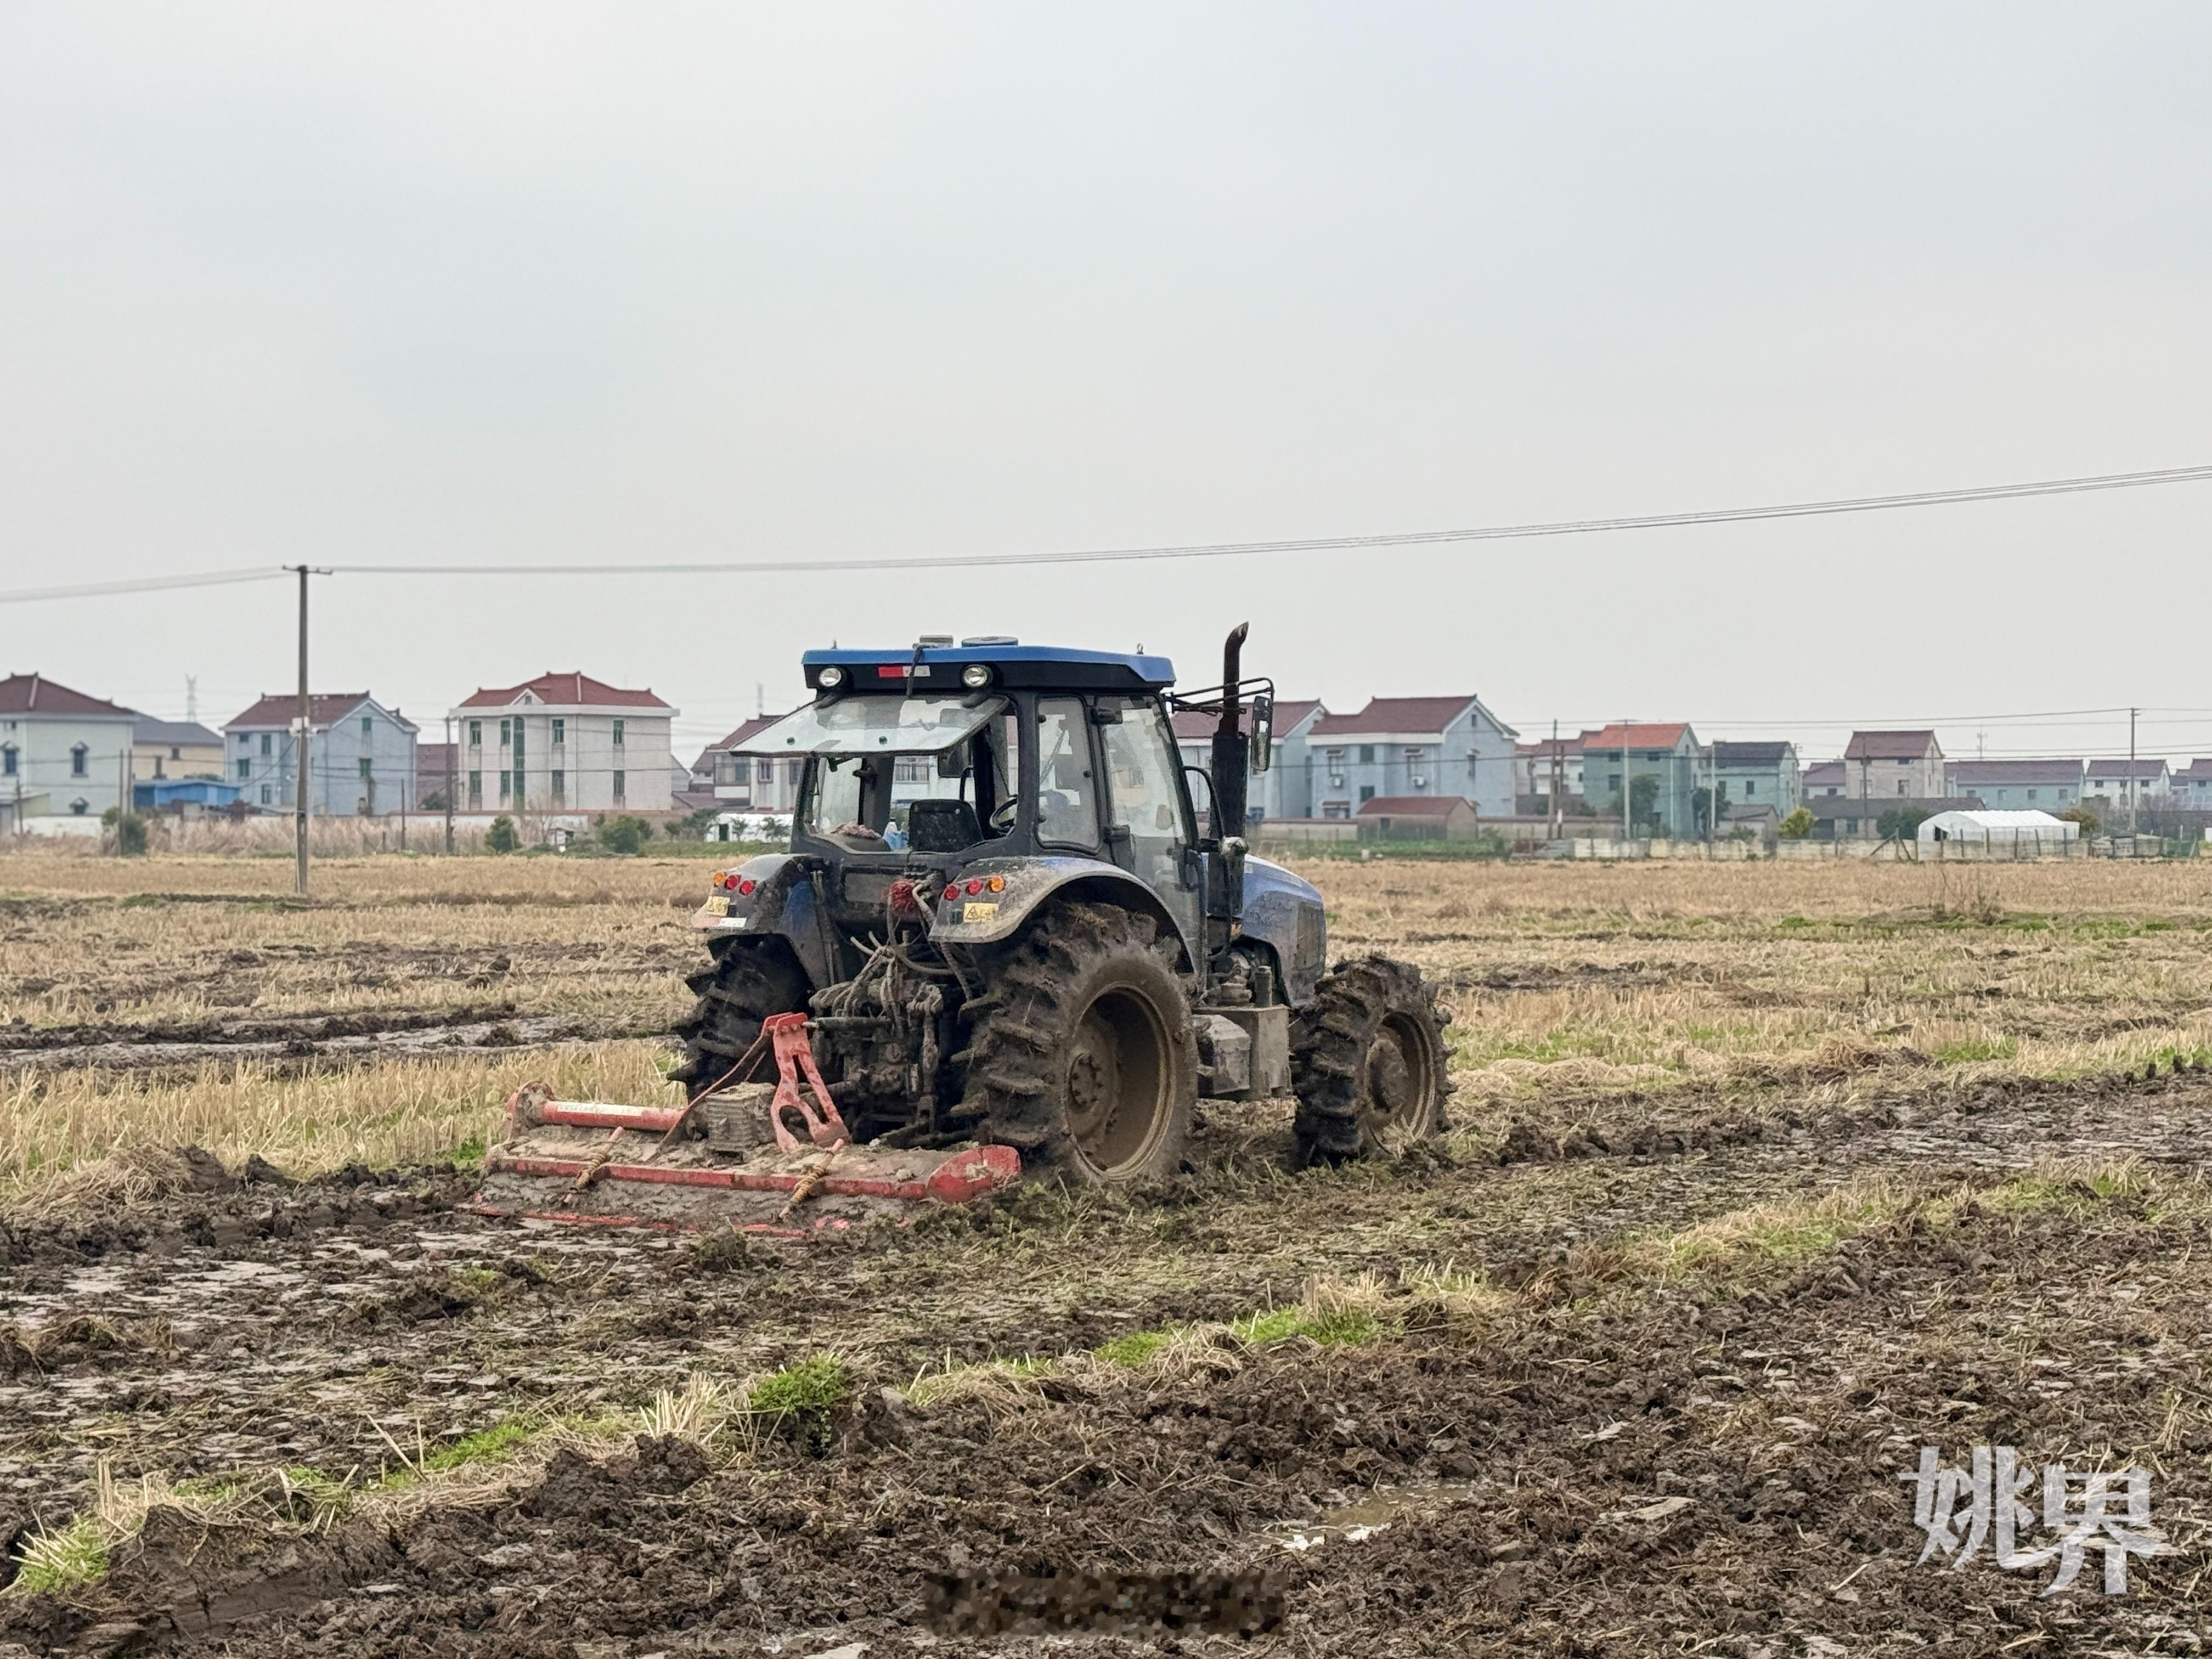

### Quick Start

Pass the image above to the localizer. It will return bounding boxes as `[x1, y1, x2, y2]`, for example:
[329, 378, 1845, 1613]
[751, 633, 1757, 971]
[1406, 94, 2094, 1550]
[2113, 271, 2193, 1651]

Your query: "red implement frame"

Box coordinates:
[764, 1012, 849, 1152]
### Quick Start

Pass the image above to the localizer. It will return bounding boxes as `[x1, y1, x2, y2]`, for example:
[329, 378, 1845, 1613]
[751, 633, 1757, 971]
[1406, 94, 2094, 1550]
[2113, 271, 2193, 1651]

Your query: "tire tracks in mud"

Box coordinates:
[0, 1006, 667, 1075]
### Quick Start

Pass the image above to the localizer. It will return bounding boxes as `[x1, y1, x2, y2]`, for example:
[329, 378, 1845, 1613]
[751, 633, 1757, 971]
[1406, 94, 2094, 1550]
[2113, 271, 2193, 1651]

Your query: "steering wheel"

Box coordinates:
[988, 798, 1018, 832]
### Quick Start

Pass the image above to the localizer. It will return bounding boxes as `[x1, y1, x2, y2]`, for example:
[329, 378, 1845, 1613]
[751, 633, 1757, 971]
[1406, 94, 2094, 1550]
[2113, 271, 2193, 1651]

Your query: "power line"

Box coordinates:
[4, 460, 2210, 605]
[329, 461, 2212, 577]
[0, 567, 286, 606]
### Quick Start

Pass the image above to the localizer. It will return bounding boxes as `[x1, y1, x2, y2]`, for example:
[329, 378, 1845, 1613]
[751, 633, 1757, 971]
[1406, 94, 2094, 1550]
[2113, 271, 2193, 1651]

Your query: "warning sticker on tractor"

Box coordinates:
[701, 895, 730, 917]
[962, 901, 1000, 923]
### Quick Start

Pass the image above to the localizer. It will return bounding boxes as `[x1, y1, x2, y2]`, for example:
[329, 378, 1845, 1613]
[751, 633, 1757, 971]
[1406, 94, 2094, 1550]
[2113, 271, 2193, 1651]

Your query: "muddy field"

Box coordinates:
[0, 853, 2209, 1656]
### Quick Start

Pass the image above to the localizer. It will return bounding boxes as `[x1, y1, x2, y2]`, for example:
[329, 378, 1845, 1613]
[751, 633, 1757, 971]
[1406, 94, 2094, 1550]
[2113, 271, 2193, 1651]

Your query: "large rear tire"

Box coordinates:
[957, 903, 1195, 1184]
[670, 938, 808, 1099]
[1291, 956, 1452, 1164]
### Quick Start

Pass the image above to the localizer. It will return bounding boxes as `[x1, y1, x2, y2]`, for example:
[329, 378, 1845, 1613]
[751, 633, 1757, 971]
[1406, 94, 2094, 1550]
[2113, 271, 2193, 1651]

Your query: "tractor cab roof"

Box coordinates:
[802, 642, 1174, 695]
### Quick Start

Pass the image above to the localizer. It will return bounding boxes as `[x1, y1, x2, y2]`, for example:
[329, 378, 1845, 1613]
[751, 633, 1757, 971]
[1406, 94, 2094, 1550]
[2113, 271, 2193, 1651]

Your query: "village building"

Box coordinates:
[131, 715, 224, 782]
[1308, 696, 1517, 820]
[1842, 731, 1945, 800]
[0, 672, 138, 828]
[1708, 740, 1802, 817]
[1944, 759, 2084, 811]
[224, 693, 419, 816]
[1579, 723, 1702, 837]
[452, 672, 674, 816]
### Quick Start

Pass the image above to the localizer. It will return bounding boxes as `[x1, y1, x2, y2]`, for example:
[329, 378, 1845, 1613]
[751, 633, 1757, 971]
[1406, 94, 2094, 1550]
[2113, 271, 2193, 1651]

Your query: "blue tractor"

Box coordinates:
[671, 627, 1452, 1183]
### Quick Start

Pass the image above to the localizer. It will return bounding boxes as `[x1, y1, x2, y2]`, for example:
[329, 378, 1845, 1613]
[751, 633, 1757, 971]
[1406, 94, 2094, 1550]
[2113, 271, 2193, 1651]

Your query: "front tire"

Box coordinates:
[1291, 956, 1452, 1164]
[958, 903, 1195, 1184]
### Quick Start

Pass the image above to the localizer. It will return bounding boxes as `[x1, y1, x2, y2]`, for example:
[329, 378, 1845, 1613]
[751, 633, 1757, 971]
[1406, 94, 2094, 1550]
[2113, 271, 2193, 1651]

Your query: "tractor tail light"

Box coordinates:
[986, 875, 1006, 892]
[942, 884, 960, 902]
[964, 879, 984, 895]
[737, 878, 756, 896]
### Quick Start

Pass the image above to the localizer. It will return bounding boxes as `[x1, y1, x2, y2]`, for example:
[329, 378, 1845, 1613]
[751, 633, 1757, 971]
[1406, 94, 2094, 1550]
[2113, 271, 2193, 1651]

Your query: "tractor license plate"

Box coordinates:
[962, 901, 998, 923]
[702, 895, 730, 917]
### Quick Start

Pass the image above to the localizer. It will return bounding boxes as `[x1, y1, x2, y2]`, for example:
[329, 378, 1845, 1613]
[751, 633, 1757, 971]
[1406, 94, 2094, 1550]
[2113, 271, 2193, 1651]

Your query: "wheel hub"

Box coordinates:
[1064, 1020, 1119, 1146]
[1061, 990, 1169, 1177]
[1365, 1031, 1413, 1123]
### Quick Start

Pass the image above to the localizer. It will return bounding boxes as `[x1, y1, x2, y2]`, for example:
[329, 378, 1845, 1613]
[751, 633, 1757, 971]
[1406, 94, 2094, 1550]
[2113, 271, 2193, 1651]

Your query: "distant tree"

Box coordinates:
[597, 813, 649, 855]
[1778, 806, 1815, 840]
[659, 806, 719, 841]
[1877, 806, 1931, 842]
[485, 815, 519, 854]
[1692, 781, 1731, 837]
[110, 814, 149, 856]
[2057, 805, 2099, 836]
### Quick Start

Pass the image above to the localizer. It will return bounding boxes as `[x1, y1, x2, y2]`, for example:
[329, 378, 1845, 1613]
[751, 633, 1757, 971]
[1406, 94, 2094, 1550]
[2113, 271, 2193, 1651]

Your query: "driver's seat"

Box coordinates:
[906, 797, 984, 852]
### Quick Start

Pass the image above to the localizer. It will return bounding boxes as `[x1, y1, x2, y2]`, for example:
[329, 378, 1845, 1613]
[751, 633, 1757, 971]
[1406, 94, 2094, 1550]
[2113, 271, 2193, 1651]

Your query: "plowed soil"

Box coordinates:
[1, 1070, 2207, 1657]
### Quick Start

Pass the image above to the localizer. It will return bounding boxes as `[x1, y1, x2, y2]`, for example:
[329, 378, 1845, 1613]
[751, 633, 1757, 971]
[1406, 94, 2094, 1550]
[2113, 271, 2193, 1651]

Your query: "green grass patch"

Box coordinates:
[12, 1517, 108, 1596]
[747, 1356, 851, 1418]
[1232, 1305, 1383, 1347]
[421, 1415, 542, 1474]
[1094, 1328, 1178, 1368]
[1941, 1164, 2147, 1221]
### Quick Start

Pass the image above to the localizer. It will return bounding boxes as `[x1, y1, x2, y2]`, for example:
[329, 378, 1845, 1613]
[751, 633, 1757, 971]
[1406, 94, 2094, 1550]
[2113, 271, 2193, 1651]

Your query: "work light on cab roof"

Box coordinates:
[472, 625, 1455, 1236]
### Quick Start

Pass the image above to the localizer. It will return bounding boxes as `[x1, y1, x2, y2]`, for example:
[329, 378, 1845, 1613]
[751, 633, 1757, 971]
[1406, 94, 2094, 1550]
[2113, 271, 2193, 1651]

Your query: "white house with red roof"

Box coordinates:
[223, 692, 419, 817]
[1307, 695, 1518, 820]
[1, 672, 140, 827]
[451, 672, 675, 816]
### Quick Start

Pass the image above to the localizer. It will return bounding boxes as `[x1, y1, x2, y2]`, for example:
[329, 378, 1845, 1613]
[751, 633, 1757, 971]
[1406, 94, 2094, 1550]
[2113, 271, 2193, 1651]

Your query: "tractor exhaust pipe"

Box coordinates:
[1207, 625, 1251, 940]
[1211, 623, 1249, 842]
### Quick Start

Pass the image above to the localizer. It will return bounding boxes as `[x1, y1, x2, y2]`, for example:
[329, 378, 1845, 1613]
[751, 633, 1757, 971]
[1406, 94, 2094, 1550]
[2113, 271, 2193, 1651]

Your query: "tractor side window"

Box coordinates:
[1100, 700, 1190, 890]
[1032, 698, 1099, 850]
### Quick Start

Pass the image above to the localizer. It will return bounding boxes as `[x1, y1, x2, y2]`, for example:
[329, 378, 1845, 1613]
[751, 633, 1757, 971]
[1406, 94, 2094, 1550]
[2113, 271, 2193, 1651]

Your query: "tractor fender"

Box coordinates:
[690, 853, 836, 989]
[929, 856, 1198, 969]
[1238, 855, 1330, 1006]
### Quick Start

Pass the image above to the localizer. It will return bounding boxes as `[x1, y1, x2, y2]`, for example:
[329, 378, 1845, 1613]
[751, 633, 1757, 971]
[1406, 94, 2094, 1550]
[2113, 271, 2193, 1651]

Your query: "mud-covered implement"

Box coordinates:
[473, 1013, 1021, 1234]
[476, 627, 1453, 1232]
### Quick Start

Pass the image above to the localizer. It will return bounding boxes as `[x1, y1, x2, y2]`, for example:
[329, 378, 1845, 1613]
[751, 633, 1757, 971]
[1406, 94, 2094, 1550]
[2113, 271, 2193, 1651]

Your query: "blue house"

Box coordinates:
[223, 692, 420, 816]
[1307, 696, 1519, 820]
[133, 778, 243, 815]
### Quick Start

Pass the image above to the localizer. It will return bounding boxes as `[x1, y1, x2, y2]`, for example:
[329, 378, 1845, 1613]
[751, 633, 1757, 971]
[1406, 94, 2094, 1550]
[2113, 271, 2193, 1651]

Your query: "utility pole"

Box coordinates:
[1706, 736, 1716, 854]
[444, 714, 456, 854]
[1620, 721, 1633, 856]
[293, 564, 310, 899]
[185, 675, 198, 724]
[1548, 719, 1564, 840]
[2128, 706, 2139, 837]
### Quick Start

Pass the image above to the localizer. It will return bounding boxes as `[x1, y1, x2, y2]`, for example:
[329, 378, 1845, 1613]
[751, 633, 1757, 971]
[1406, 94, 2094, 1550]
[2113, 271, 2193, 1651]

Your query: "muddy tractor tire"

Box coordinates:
[670, 938, 808, 1099]
[958, 902, 1197, 1184]
[1291, 956, 1453, 1164]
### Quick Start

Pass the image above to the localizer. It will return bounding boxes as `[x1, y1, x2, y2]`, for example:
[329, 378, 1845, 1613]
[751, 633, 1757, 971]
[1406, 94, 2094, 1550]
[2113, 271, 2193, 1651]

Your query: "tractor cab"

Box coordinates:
[724, 640, 1267, 973]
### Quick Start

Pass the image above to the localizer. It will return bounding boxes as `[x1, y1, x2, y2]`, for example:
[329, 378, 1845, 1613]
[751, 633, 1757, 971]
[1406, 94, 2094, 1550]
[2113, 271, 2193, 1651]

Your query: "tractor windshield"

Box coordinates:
[738, 694, 1007, 757]
[792, 698, 1021, 853]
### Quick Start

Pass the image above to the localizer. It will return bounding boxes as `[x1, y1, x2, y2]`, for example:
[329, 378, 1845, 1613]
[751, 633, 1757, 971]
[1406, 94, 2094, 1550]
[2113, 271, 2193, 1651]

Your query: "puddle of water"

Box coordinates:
[1265, 1480, 1481, 1552]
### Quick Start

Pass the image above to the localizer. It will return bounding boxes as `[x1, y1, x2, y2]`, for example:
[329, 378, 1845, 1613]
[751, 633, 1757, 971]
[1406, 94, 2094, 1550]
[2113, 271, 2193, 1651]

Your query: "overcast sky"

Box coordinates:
[4, 4, 2210, 763]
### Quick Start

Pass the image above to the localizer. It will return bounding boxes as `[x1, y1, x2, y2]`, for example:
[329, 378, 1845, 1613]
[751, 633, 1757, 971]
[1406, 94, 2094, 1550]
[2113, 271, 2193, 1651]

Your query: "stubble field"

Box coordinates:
[0, 851, 2208, 1657]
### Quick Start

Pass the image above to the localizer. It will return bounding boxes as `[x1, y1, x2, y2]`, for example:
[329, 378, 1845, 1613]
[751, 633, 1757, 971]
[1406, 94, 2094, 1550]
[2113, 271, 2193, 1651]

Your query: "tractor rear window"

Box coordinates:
[738, 695, 1006, 756]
